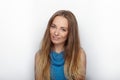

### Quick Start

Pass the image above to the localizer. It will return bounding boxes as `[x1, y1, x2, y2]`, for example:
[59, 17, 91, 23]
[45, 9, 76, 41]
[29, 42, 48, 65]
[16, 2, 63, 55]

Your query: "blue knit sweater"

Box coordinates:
[50, 50, 67, 80]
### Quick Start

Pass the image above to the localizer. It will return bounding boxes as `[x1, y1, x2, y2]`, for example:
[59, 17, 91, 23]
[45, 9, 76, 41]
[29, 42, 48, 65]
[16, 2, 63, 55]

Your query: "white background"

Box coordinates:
[0, 0, 120, 80]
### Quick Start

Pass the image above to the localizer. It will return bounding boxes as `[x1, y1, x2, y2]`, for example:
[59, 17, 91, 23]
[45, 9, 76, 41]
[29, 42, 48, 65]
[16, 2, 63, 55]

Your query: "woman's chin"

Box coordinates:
[51, 41, 62, 45]
[52, 41, 60, 45]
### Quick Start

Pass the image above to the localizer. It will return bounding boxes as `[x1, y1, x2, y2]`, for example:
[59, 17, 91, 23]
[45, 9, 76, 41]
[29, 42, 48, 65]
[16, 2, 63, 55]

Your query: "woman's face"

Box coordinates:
[50, 16, 68, 46]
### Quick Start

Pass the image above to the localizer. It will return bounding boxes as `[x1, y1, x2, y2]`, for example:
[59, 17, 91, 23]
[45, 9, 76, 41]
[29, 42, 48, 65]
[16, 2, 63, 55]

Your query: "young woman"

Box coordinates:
[35, 10, 86, 80]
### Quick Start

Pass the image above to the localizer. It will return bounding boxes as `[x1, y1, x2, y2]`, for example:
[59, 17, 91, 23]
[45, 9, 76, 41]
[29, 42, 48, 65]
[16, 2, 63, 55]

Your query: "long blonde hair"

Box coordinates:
[35, 10, 85, 80]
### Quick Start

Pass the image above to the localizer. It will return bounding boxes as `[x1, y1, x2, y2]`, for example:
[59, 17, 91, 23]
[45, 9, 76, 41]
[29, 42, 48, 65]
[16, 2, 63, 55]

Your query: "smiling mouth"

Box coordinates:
[52, 36, 60, 40]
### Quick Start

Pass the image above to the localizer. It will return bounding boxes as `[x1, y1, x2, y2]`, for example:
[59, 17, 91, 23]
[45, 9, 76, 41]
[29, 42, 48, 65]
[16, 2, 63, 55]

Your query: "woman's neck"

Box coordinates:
[52, 44, 64, 53]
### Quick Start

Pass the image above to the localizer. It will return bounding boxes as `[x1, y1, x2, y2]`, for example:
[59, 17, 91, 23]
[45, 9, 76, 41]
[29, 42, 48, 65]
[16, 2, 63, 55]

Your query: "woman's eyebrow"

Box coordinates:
[51, 23, 56, 26]
[61, 27, 68, 29]
[51, 23, 68, 29]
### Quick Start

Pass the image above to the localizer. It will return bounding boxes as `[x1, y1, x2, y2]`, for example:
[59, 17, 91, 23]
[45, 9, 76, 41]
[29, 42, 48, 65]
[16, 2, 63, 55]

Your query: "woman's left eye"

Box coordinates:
[62, 29, 66, 31]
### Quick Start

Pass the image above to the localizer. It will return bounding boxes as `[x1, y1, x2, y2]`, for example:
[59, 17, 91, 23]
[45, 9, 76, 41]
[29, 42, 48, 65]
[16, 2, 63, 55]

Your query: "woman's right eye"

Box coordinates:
[51, 25, 56, 28]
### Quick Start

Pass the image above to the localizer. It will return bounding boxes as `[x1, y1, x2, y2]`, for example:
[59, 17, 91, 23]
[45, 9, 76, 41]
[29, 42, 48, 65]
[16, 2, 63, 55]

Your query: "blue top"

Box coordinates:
[50, 50, 67, 80]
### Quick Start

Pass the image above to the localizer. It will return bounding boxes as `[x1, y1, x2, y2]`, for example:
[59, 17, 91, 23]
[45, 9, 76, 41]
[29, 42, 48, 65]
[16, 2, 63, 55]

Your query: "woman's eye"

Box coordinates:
[62, 29, 66, 31]
[51, 25, 56, 28]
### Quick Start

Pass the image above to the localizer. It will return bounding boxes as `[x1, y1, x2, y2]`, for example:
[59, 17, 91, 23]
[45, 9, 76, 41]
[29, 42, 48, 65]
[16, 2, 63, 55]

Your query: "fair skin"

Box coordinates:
[50, 16, 68, 53]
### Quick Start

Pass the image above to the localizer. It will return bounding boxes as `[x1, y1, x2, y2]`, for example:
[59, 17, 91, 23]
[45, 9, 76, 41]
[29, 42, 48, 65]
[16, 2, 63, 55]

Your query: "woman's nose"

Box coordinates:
[54, 29, 59, 36]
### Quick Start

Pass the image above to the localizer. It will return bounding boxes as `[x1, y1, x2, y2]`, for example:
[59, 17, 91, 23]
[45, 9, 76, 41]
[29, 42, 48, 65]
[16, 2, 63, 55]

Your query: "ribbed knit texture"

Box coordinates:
[50, 50, 67, 80]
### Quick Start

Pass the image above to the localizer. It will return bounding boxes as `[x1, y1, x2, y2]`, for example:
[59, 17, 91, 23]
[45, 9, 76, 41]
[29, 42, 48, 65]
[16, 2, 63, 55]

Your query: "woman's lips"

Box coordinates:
[52, 36, 60, 40]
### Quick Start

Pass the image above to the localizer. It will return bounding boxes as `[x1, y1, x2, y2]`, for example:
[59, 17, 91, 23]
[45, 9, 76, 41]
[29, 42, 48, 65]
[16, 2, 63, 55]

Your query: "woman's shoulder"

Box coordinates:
[79, 48, 86, 68]
[79, 48, 86, 58]
[35, 51, 40, 62]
